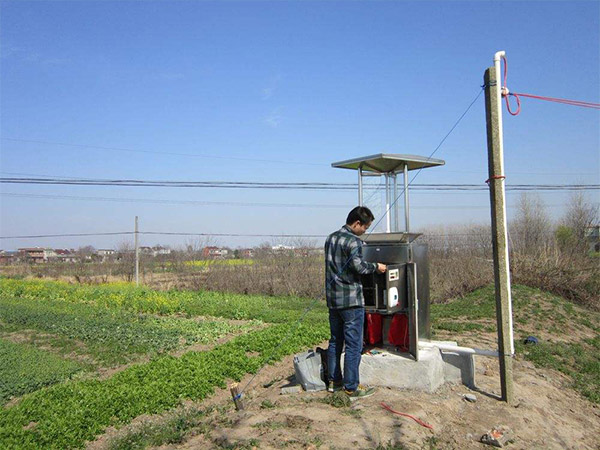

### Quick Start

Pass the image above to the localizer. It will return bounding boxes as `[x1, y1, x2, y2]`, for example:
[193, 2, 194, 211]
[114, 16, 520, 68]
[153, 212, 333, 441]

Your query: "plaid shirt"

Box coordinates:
[324, 225, 378, 309]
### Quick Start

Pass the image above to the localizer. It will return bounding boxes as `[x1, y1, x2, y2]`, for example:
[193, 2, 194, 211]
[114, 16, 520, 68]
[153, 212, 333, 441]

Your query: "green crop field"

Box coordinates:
[0, 339, 85, 404]
[0, 278, 329, 449]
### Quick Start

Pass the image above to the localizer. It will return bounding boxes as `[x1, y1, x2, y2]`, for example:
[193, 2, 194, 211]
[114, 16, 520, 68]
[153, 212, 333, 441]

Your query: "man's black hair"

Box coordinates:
[346, 206, 375, 226]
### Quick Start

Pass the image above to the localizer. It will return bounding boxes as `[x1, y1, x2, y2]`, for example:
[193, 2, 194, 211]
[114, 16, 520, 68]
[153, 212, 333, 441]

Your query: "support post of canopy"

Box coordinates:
[393, 172, 399, 232]
[358, 167, 363, 206]
[385, 174, 391, 232]
[403, 164, 410, 232]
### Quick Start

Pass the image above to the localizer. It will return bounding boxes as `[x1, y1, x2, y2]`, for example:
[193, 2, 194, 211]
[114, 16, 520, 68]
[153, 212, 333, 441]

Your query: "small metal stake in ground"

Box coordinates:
[230, 383, 245, 411]
[483, 51, 515, 405]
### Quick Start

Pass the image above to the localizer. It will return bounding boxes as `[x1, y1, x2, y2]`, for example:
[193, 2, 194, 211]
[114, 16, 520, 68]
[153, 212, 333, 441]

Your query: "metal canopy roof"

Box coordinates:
[331, 153, 445, 174]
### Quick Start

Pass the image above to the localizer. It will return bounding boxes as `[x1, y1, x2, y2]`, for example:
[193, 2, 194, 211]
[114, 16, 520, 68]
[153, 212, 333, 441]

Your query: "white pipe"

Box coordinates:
[419, 341, 499, 358]
[493, 50, 515, 355]
[413, 263, 419, 361]
[385, 174, 391, 232]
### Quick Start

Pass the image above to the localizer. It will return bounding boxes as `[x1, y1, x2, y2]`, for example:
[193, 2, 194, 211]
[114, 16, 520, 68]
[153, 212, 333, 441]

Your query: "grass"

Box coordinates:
[432, 284, 600, 404]
[260, 399, 276, 409]
[0, 339, 84, 404]
[516, 336, 600, 403]
[252, 420, 286, 430]
[107, 406, 211, 450]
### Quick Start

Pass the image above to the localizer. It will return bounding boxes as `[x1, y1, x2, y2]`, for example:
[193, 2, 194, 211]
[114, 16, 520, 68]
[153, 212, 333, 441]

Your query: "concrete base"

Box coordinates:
[347, 341, 475, 393]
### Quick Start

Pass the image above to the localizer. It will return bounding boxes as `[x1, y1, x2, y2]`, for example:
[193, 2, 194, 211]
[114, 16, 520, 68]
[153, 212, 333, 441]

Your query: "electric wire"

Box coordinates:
[1, 177, 596, 191]
[0, 231, 328, 240]
[0, 138, 328, 167]
[5, 220, 598, 241]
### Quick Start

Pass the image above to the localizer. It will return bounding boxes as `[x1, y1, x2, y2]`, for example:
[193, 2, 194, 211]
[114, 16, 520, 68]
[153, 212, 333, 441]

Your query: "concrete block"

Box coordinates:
[439, 350, 475, 388]
[339, 340, 476, 393]
[356, 347, 445, 392]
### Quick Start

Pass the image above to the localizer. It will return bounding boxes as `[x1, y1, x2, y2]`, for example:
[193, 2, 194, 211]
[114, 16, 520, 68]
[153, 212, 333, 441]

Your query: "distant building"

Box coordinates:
[18, 247, 56, 263]
[139, 246, 153, 255]
[97, 249, 116, 257]
[54, 249, 78, 263]
[272, 244, 294, 253]
[151, 245, 172, 257]
[140, 246, 172, 257]
[0, 250, 19, 264]
[240, 248, 255, 259]
[202, 246, 229, 259]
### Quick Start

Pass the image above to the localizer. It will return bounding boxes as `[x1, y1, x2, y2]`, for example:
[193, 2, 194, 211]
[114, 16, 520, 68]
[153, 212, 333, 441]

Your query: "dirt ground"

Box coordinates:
[89, 338, 600, 450]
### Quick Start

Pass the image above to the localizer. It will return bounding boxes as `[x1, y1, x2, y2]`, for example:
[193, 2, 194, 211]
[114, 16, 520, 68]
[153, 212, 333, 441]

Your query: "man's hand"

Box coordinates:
[376, 263, 387, 273]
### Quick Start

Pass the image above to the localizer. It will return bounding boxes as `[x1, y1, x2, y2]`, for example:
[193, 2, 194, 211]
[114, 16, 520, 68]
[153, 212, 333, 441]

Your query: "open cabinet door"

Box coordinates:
[407, 262, 419, 361]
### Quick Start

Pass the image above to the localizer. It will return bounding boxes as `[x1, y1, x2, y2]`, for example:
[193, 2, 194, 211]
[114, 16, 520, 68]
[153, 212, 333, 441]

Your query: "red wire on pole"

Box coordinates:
[510, 92, 600, 109]
[501, 56, 521, 115]
[500, 56, 600, 115]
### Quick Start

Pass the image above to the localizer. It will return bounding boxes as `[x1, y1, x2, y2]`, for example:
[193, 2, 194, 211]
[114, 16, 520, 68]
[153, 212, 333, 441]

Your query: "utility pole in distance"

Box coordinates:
[484, 51, 515, 405]
[135, 216, 139, 287]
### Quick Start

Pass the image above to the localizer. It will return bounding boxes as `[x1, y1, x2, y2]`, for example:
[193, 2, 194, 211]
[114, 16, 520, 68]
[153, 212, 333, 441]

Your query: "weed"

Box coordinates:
[309, 436, 324, 448]
[108, 407, 210, 450]
[260, 399, 276, 409]
[321, 391, 351, 408]
[342, 407, 363, 418]
[425, 436, 439, 450]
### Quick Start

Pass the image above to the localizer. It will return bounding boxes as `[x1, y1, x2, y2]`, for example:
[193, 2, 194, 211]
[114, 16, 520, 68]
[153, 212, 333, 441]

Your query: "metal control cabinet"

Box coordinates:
[361, 240, 431, 341]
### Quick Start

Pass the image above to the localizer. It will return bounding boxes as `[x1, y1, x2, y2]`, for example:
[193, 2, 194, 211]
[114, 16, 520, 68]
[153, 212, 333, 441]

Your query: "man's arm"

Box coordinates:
[347, 239, 381, 275]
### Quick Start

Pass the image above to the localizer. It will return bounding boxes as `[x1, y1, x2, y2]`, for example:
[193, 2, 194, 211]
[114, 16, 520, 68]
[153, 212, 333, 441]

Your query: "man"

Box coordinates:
[324, 206, 386, 398]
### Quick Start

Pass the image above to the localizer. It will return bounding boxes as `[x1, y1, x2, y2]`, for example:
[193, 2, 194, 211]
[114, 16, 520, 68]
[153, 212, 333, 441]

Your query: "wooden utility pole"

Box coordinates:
[135, 216, 139, 287]
[484, 57, 515, 405]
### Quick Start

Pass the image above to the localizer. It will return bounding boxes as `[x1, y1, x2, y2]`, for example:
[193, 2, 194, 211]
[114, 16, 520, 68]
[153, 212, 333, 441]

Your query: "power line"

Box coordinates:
[2, 229, 588, 241]
[0, 232, 133, 239]
[1, 177, 597, 191]
[4, 168, 598, 178]
[0, 231, 328, 240]
[0, 138, 328, 167]
[0, 193, 347, 209]
[0, 192, 590, 209]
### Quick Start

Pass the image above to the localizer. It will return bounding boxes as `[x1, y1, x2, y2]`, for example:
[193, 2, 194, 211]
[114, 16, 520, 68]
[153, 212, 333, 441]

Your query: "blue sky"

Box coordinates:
[1, 1, 598, 250]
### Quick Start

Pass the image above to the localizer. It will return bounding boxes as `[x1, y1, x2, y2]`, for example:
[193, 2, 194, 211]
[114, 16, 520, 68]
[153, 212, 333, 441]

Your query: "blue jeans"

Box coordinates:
[327, 306, 364, 392]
